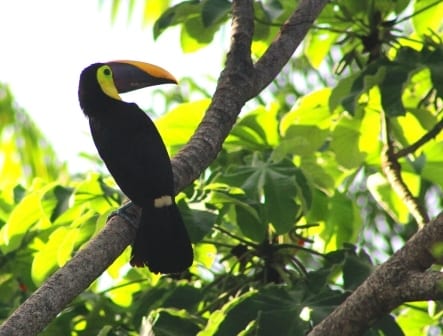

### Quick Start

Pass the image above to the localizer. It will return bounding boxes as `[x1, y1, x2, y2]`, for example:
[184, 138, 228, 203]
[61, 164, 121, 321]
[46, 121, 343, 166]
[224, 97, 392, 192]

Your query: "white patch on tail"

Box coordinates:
[154, 195, 173, 208]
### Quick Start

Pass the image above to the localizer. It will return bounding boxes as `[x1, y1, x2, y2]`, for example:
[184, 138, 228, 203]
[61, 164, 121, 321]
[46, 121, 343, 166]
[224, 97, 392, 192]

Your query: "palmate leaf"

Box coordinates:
[227, 103, 279, 151]
[218, 159, 302, 240]
[178, 198, 216, 243]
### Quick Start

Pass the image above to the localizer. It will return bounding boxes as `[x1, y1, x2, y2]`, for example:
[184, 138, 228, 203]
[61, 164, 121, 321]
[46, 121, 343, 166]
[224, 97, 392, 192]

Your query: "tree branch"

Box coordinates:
[0, 1, 329, 334]
[252, 0, 329, 97]
[381, 113, 429, 227]
[394, 117, 443, 158]
[308, 212, 443, 336]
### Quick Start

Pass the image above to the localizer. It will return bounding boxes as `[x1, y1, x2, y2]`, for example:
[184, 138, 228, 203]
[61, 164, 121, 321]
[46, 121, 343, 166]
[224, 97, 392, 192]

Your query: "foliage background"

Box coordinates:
[1, 0, 443, 335]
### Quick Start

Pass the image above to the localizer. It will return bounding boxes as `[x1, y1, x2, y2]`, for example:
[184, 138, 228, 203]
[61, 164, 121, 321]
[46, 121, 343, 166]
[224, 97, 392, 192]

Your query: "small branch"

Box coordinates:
[395, 117, 443, 158]
[252, 0, 329, 97]
[381, 114, 429, 227]
[308, 212, 443, 336]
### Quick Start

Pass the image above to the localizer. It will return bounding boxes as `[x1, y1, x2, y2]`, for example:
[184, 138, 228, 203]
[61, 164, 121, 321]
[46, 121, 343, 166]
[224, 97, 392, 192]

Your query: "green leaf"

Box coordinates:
[74, 173, 119, 214]
[0, 181, 57, 253]
[201, 287, 308, 336]
[151, 308, 201, 336]
[299, 154, 337, 196]
[228, 103, 280, 150]
[263, 166, 300, 235]
[275, 125, 329, 158]
[281, 88, 332, 132]
[31, 227, 69, 285]
[330, 120, 366, 169]
[178, 199, 216, 243]
[181, 16, 220, 52]
[370, 314, 405, 336]
[342, 252, 373, 290]
[220, 160, 300, 236]
[329, 73, 360, 113]
[153, 1, 200, 39]
[156, 99, 209, 153]
[212, 190, 266, 242]
[305, 30, 340, 69]
[421, 141, 443, 188]
[341, 64, 385, 115]
[367, 172, 421, 223]
[321, 192, 361, 252]
[396, 302, 436, 334]
[235, 201, 266, 242]
[412, 0, 443, 35]
[422, 47, 443, 99]
[201, 0, 231, 27]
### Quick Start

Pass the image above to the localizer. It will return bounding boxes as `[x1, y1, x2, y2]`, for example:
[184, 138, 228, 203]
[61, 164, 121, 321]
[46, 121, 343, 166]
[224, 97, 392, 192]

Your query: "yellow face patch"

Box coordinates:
[96, 65, 121, 100]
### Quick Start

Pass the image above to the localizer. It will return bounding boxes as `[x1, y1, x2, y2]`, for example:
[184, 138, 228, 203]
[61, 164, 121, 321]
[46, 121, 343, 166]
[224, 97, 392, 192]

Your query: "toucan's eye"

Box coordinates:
[103, 68, 111, 76]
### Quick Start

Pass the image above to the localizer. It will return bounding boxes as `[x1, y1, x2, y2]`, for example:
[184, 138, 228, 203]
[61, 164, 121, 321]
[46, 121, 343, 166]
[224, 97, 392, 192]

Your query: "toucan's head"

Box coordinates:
[78, 60, 177, 114]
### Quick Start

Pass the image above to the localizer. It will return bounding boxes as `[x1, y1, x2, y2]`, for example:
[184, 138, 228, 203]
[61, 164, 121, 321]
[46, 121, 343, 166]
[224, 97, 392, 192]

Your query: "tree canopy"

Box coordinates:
[2, 0, 443, 335]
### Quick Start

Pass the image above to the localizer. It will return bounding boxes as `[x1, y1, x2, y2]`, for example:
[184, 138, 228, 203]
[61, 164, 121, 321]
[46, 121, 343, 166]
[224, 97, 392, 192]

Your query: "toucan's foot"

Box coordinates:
[108, 202, 139, 229]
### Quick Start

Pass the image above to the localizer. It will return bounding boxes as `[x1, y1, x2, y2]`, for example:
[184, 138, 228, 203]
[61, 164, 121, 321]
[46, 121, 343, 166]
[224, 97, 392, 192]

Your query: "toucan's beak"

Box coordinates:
[107, 60, 177, 94]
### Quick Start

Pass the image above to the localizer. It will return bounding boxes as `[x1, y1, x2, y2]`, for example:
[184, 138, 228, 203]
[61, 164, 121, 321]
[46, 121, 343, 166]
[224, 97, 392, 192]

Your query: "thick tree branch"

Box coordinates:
[1, 1, 329, 335]
[308, 212, 443, 336]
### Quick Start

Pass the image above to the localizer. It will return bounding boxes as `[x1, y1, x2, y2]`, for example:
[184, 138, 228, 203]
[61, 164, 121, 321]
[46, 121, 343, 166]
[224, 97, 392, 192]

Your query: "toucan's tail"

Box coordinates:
[130, 202, 193, 274]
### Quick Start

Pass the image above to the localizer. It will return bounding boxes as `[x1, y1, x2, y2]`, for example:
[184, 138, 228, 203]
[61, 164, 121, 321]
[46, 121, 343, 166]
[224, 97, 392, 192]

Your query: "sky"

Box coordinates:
[0, 1, 224, 171]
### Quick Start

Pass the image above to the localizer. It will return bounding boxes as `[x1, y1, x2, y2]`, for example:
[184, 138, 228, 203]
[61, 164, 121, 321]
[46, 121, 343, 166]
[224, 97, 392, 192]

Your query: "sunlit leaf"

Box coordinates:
[412, 0, 443, 35]
[330, 118, 366, 169]
[156, 99, 209, 153]
[0, 180, 57, 253]
[321, 192, 361, 252]
[367, 172, 421, 223]
[228, 102, 280, 150]
[281, 89, 332, 133]
[305, 30, 340, 69]
[32, 227, 70, 285]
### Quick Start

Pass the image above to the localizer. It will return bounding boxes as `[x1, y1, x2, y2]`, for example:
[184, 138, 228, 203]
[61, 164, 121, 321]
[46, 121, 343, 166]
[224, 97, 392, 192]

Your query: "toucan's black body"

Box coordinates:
[78, 61, 193, 274]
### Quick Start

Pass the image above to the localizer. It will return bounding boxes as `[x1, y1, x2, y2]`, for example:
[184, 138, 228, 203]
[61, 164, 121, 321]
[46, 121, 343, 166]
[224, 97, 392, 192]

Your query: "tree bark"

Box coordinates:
[308, 212, 443, 335]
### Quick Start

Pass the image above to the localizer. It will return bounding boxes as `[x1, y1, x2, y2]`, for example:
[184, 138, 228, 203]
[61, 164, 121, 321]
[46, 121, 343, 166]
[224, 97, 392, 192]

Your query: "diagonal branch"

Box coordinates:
[308, 212, 443, 336]
[394, 117, 443, 158]
[381, 113, 429, 227]
[253, 0, 329, 97]
[0, 1, 329, 335]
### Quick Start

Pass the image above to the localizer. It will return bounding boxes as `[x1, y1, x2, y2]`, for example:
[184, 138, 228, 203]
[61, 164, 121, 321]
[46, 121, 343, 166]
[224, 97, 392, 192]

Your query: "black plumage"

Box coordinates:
[78, 61, 193, 274]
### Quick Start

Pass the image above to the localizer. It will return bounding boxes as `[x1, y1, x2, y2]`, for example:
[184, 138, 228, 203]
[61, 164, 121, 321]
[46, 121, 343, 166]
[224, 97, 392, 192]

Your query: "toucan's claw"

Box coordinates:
[108, 202, 139, 229]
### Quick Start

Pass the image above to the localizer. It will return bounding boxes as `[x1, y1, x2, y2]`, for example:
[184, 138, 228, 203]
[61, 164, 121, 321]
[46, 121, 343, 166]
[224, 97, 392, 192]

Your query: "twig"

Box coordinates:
[395, 117, 443, 158]
[380, 113, 429, 227]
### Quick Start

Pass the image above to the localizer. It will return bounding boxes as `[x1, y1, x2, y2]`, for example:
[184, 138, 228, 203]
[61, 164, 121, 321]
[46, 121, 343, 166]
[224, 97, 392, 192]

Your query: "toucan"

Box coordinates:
[78, 60, 193, 274]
